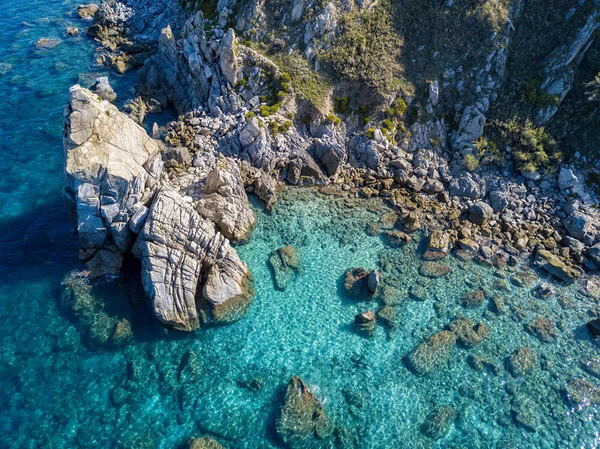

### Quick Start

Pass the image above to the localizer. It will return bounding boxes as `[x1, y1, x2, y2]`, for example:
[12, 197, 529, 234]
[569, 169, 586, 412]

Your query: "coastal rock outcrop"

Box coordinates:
[196, 156, 256, 243]
[276, 376, 333, 449]
[63, 85, 163, 272]
[134, 188, 253, 330]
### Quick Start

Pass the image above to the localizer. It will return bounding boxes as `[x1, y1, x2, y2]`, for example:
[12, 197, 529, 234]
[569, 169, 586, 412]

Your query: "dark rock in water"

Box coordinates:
[179, 347, 203, 384]
[586, 319, 600, 339]
[491, 296, 506, 314]
[511, 269, 538, 288]
[354, 310, 376, 335]
[507, 347, 536, 378]
[344, 267, 375, 299]
[378, 212, 398, 229]
[533, 282, 554, 299]
[365, 223, 381, 237]
[383, 231, 412, 247]
[187, 436, 226, 449]
[448, 317, 489, 348]
[409, 284, 428, 301]
[111, 318, 133, 346]
[461, 289, 485, 309]
[85, 249, 123, 278]
[512, 396, 540, 431]
[467, 355, 499, 375]
[421, 406, 456, 439]
[419, 262, 452, 278]
[563, 378, 600, 409]
[269, 246, 301, 290]
[367, 270, 380, 294]
[376, 306, 396, 330]
[276, 376, 333, 449]
[237, 377, 264, 392]
[405, 330, 457, 375]
[36, 37, 62, 50]
[527, 317, 557, 343]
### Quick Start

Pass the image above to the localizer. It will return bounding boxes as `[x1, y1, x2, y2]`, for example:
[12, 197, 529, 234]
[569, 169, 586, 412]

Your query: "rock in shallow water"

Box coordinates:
[187, 436, 226, 449]
[343, 267, 375, 299]
[507, 347, 536, 378]
[419, 262, 452, 278]
[134, 189, 253, 331]
[563, 378, 600, 409]
[276, 376, 333, 449]
[421, 406, 456, 439]
[269, 245, 301, 290]
[405, 330, 457, 375]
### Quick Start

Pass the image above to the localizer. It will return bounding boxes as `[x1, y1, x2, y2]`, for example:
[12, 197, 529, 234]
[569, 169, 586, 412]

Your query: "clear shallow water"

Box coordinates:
[1, 1, 600, 449]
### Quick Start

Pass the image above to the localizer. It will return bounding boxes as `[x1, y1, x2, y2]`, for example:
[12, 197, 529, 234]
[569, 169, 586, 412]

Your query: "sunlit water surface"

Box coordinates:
[1, 1, 600, 448]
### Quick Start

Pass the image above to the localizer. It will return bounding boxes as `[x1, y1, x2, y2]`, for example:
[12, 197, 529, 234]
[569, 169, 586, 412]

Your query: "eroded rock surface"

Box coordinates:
[406, 330, 457, 375]
[134, 189, 253, 331]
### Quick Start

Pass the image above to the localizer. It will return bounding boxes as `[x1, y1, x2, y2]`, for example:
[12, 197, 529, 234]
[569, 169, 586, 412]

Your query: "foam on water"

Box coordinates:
[1, 1, 600, 448]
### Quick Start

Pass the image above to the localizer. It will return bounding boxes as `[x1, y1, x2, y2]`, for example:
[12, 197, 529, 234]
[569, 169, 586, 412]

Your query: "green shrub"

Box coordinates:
[260, 105, 272, 117]
[280, 120, 293, 133]
[322, 1, 401, 94]
[245, 111, 257, 119]
[366, 127, 375, 140]
[325, 113, 342, 126]
[463, 154, 480, 172]
[334, 96, 351, 115]
[269, 120, 279, 135]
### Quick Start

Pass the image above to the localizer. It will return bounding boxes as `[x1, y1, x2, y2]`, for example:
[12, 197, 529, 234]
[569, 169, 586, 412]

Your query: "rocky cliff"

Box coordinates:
[64, 85, 253, 331]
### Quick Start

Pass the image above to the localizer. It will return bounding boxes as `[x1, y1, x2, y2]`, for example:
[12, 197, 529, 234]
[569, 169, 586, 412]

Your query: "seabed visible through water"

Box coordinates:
[1, 0, 600, 447]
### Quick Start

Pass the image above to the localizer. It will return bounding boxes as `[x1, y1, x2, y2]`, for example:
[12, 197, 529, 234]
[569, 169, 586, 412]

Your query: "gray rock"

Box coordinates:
[489, 190, 509, 212]
[367, 270, 380, 294]
[135, 189, 253, 331]
[533, 250, 582, 284]
[449, 175, 482, 199]
[64, 85, 163, 261]
[314, 135, 346, 176]
[469, 201, 493, 225]
[91, 76, 117, 102]
[563, 211, 592, 240]
[219, 29, 240, 86]
[559, 167, 578, 190]
[196, 156, 256, 242]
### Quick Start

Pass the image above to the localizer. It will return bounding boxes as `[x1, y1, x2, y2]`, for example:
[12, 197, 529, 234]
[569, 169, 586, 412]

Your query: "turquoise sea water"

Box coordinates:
[2, 1, 600, 448]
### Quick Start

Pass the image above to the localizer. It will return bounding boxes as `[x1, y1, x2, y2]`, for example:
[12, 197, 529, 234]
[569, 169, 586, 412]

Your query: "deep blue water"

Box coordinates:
[2, 1, 600, 448]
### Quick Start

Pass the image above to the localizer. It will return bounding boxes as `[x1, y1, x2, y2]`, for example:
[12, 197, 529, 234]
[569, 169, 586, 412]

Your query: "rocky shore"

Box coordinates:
[62, 0, 600, 337]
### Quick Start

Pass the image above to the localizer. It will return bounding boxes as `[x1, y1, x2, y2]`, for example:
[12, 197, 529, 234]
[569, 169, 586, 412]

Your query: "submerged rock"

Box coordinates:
[269, 246, 301, 290]
[460, 289, 485, 309]
[586, 318, 600, 339]
[276, 376, 333, 449]
[405, 330, 457, 375]
[354, 310, 376, 335]
[448, 317, 489, 348]
[507, 347, 536, 378]
[383, 231, 412, 248]
[512, 396, 540, 431]
[419, 262, 452, 279]
[187, 437, 226, 449]
[421, 406, 456, 439]
[527, 317, 557, 343]
[376, 306, 396, 330]
[563, 378, 600, 409]
[134, 189, 253, 331]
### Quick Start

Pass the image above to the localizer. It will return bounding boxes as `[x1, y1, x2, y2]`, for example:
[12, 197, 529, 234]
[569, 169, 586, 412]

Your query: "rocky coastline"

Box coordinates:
[64, 0, 600, 333]
[56, 2, 600, 446]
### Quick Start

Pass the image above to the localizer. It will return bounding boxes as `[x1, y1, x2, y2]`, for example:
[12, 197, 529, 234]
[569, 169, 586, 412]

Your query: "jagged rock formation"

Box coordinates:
[64, 86, 253, 331]
[134, 189, 252, 331]
[64, 85, 163, 274]
[196, 156, 256, 243]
